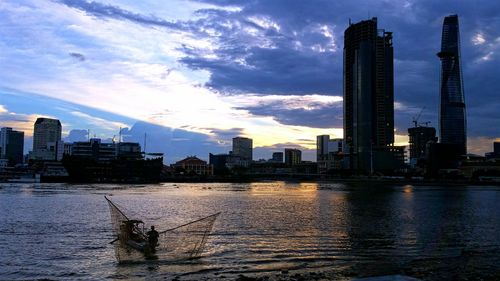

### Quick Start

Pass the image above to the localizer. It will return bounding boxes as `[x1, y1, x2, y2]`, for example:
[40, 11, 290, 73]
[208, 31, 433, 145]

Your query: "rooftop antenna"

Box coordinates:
[87, 129, 90, 142]
[118, 127, 122, 144]
[143, 132, 147, 155]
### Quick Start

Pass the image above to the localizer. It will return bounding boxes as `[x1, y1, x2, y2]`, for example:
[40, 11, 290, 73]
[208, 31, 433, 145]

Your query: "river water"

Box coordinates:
[0, 182, 499, 280]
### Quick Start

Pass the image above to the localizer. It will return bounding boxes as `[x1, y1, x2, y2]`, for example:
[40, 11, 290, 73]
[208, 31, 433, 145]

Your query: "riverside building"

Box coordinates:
[343, 18, 396, 174]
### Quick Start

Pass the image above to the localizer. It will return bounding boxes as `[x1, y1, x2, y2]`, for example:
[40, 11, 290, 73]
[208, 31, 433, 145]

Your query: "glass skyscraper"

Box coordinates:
[437, 15, 467, 155]
[343, 18, 394, 173]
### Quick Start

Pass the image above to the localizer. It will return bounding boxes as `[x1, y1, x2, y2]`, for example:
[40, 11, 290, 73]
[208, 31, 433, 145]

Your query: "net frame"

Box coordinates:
[105, 196, 219, 263]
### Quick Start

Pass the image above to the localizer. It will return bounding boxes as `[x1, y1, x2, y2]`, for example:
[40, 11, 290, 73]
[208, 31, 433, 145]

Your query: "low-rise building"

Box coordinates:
[67, 139, 142, 162]
[270, 152, 283, 163]
[172, 156, 213, 176]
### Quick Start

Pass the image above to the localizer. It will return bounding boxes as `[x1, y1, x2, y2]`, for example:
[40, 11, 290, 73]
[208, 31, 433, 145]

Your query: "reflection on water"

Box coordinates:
[0, 182, 499, 280]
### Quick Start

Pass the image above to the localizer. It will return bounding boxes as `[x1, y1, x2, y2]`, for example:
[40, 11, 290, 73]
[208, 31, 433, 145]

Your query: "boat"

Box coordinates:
[105, 196, 220, 263]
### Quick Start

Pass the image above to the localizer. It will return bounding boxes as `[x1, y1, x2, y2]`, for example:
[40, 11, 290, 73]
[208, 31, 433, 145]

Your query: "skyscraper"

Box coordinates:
[0, 127, 24, 165]
[316, 135, 330, 162]
[437, 15, 467, 155]
[32, 117, 63, 161]
[343, 18, 394, 173]
[232, 137, 252, 161]
[284, 148, 301, 166]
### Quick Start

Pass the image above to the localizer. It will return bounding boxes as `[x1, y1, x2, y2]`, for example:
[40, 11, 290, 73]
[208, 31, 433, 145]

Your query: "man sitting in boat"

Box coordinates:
[122, 220, 144, 242]
[119, 220, 149, 252]
[147, 225, 159, 252]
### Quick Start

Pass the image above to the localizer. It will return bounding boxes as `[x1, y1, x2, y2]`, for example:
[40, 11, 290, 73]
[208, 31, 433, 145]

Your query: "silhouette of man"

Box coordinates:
[147, 225, 159, 252]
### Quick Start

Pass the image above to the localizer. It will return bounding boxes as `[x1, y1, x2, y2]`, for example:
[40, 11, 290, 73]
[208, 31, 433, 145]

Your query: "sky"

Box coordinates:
[0, 0, 499, 163]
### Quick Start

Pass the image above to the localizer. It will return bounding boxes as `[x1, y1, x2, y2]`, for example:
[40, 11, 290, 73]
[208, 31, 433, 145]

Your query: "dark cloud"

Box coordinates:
[204, 127, 245, 137]
[69, 52, 86, 61]
[181, 46, 339, 95]
[238, 101, 342, 128]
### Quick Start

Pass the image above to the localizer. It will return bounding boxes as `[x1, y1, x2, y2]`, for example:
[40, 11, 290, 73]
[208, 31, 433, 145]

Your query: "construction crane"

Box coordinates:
[412, 106, 426, 127]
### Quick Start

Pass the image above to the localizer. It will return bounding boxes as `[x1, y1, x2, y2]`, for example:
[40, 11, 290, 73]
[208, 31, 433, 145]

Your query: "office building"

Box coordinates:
[0, 127, 24, 165]
[317, 135, 344, 173]
[317, 135, 343, 161]
[271, 152, 283, 163]
[485, 142, 500, 159]
[408, 126, 437, 166]
[117, 142, 142, 159]
[438, 15, 467, 155]
[232, 137, 253, 161]
[284, 148, 302, 166]
[316, 135, 330, 162]
[209, 153, 231, 174]
[32, 118, 63, 161]
[68, 139, 142, 161]
[70, 139, 117, 161]
[343, 18, 394, 173]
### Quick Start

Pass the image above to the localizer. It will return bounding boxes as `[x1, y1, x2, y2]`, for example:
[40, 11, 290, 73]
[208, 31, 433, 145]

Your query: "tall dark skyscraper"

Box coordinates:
[437, 15, 467, 155]
[343, 18, 394, 173]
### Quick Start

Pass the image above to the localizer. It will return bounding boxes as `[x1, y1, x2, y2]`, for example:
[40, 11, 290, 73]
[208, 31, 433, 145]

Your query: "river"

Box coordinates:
[0, 182, 499, 280]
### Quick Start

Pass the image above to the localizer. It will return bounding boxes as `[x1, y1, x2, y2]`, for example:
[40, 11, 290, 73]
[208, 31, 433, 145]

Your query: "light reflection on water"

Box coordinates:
[0, 182, 499, 280]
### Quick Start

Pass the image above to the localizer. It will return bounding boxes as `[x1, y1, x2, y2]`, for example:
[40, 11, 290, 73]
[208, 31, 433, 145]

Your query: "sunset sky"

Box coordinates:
[1, 0, 499, 163]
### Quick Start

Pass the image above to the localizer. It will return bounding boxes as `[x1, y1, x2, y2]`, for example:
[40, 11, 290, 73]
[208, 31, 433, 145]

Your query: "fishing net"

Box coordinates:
[105, 196, 219, 263]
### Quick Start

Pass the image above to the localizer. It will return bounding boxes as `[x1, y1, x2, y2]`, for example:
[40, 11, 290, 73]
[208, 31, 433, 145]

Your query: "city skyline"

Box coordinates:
[1, 0, 499, 163]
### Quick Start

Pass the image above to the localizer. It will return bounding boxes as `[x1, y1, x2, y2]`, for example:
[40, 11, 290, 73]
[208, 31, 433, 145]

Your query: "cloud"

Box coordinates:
[120, 121, 229, 163]
[0, 105, 52, 153]
[179, 24, 340, 95]
[57, 0, 183, 30]
[225, 94, 343, 127]
[0, 105, 48, 136]
[239, 102, 342, 128]
[64, 129, 89, 142]
[69, 111, 128, 132]
[69, 52, 86, 61]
